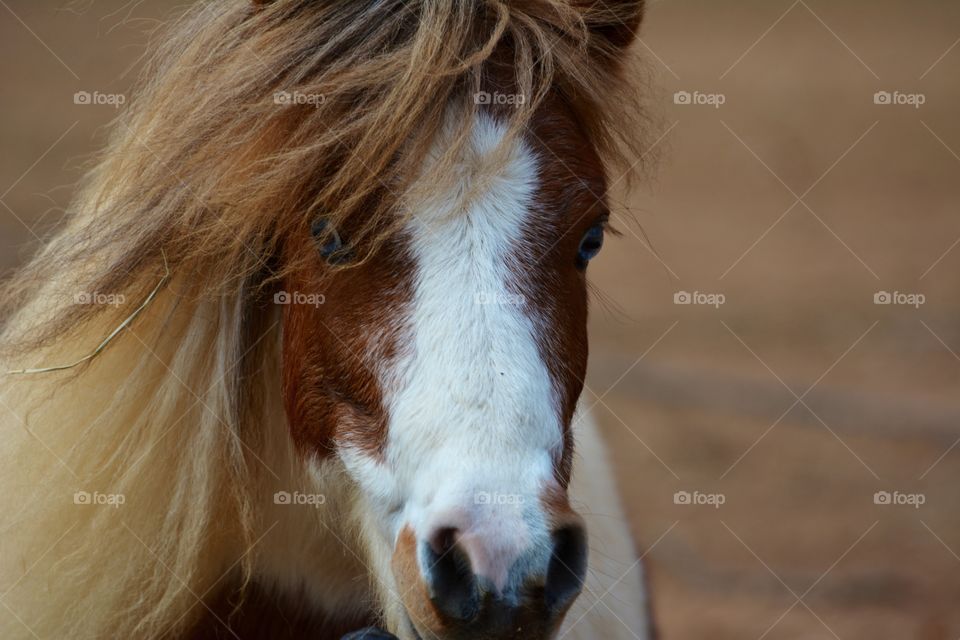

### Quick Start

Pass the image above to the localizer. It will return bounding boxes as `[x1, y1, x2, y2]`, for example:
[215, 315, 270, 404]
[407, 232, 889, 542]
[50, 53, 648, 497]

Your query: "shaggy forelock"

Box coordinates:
[2, 0, 651, 355]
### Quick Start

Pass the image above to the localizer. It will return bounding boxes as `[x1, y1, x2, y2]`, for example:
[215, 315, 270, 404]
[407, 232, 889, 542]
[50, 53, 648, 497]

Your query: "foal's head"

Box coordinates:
[266, 1, 647, 637]
[0, 1, 648, 638]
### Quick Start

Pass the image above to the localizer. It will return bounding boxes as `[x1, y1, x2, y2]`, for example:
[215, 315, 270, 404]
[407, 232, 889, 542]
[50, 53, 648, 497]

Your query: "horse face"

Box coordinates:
[280, 97, 611, 639]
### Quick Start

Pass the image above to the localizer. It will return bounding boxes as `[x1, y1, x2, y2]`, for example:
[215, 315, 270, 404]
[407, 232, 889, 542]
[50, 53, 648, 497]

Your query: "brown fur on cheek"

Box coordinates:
[502, 90, 608, 488]
[279, 231, 414, 459]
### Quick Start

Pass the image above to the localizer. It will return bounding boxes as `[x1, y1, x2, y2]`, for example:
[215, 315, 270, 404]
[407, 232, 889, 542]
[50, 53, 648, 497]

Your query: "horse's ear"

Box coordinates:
[579, 0, 646, 54]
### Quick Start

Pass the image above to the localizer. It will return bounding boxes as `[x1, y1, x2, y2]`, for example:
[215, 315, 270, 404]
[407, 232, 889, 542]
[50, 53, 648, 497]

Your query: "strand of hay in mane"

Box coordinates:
[5, 251, 170, 375]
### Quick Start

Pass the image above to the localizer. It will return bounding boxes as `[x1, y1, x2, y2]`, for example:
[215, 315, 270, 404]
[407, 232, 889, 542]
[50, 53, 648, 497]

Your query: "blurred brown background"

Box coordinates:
[2, 1, 959, 638]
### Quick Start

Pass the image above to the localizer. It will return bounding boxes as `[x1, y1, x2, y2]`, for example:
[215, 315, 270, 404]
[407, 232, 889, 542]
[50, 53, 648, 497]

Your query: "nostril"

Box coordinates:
[422, 527, 480, 622]
[427, 526, 458, 556]
[545, 525, 588, 613]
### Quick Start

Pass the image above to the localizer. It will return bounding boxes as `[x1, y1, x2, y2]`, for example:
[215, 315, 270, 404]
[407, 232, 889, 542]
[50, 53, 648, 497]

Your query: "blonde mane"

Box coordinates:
[0, 1, 650, 638]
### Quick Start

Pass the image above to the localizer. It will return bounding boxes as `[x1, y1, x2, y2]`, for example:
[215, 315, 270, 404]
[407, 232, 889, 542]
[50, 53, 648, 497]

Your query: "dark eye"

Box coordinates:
[311, 219, 352, 265]
[576, 223, 605, 269]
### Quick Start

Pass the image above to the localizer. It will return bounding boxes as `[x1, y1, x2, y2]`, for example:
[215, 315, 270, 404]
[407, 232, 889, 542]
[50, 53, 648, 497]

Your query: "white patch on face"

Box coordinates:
[340, 114, 561, 591]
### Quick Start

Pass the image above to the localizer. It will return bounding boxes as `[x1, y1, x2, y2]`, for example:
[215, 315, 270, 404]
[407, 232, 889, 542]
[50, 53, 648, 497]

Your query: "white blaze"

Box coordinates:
[342, 115, 561, 590]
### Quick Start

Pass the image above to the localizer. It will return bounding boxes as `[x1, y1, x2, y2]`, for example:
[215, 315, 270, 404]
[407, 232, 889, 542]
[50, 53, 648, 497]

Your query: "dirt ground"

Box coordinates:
[2, 1, 960, 639]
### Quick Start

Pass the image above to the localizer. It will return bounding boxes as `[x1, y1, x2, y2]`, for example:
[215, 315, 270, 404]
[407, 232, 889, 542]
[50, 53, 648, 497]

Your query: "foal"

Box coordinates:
[0, 1, 654, 638]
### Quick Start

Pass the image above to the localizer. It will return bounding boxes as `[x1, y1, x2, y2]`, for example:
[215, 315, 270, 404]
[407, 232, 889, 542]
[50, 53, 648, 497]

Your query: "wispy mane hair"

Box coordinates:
[0, 1, 650, 638]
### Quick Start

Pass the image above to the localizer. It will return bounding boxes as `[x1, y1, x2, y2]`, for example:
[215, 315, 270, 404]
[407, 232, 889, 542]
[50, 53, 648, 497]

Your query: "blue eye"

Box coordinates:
[576, 224, 605, 268]
[311, 219, 352, 265]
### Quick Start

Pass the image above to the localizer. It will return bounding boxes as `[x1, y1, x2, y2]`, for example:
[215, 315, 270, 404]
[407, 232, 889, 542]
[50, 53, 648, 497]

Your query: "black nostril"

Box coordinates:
[545, 525, 588, 613]
[423, 527, 480, 622]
